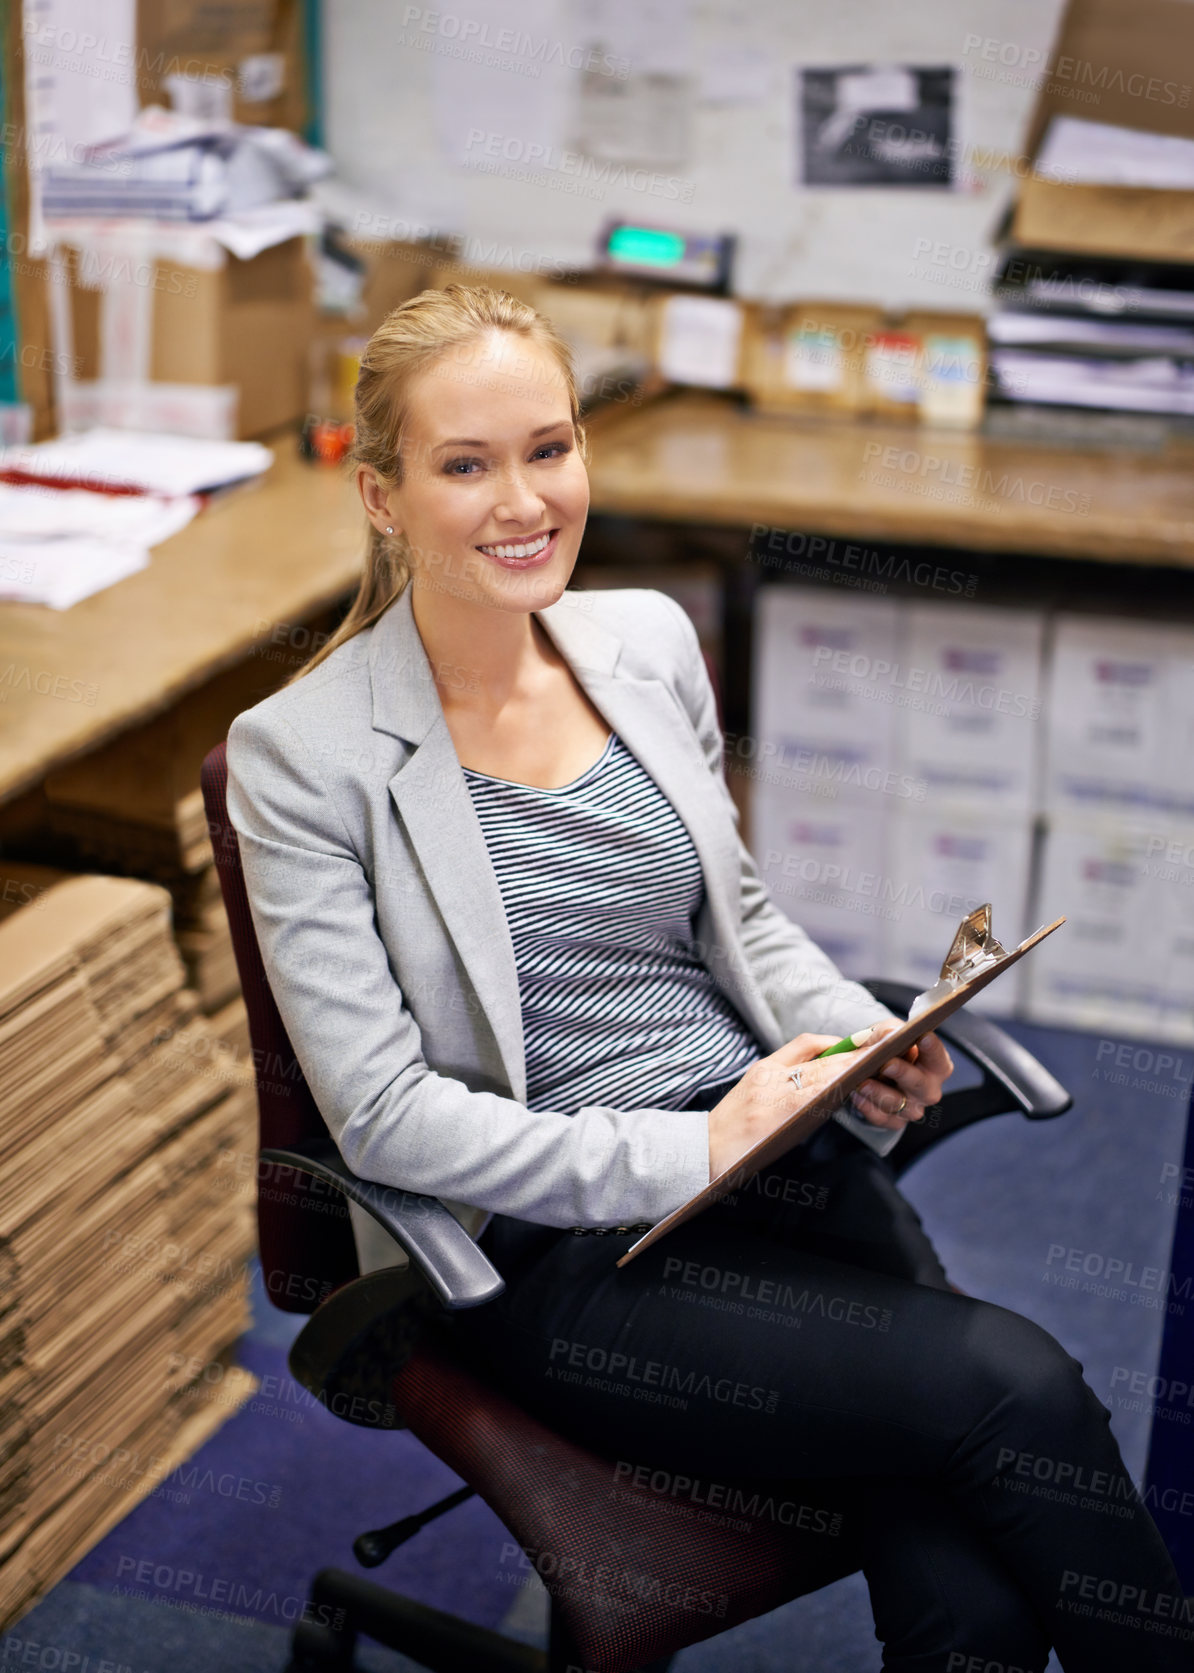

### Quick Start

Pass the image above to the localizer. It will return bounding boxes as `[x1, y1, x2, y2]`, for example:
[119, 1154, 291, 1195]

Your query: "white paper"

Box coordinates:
[569, 0, 693, 166]
[0, 482, 198, 609]
[657, 296, 743, 388]
[0, 429, 272, 495]
[22, 0, 138, 251]
[1038, 117, 1194, 190]
[814, 67, 918, 155]
[430, 0, 573, 169]
[0, 482, 198, 543]
[0, 536, 149, 609]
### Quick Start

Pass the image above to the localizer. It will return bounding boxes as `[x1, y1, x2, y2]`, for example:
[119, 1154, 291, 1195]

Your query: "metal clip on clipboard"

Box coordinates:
[907, 903, 1009, 1021]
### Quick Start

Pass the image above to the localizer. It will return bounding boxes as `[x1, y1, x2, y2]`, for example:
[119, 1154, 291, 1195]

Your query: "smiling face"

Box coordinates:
[363, 327, 590, 616]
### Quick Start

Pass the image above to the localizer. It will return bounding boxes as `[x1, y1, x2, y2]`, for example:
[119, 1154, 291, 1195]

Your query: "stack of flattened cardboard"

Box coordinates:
[34, 649, 321, 1069]
[0, 865, 258, 1627]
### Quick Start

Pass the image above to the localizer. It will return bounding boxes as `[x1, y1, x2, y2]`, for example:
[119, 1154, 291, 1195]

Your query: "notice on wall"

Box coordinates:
[795, 65, 958, 188]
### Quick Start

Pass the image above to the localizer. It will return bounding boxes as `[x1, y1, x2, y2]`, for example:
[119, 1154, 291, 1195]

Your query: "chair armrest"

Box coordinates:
[260, 1141, 505, 1310]
[862, 979, 1071, 1119]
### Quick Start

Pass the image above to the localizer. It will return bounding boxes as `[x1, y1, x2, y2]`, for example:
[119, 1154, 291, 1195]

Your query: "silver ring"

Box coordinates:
[788, 1066, 803, 1091]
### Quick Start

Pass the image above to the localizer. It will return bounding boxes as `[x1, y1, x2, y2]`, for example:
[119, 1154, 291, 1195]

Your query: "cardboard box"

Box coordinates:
[903, 311, 987, 429]
[742, 302, 882, 417]
[1013, 0, 1194, 260]
[1023, 816, 1169, 1038]
[751, 786, 889, 979]
[752, 586, 906, 803]
[1012, 179, 1194, 263]
[135, 0, 306, 130]
[895, 602, 1046, 815]
[882, 806, 1036, 1017]
[60, 235, 313, 439]
[1042, 616, 1184, 820]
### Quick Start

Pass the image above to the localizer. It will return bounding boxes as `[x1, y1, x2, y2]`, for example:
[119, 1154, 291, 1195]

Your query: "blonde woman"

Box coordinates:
[226, 285, 1190, 1672]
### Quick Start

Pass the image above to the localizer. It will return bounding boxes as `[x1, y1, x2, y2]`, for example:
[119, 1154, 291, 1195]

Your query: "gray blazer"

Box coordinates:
[225, 585, 899, 1275]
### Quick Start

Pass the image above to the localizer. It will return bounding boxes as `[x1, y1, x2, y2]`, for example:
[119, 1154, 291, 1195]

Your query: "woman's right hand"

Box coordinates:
[706, 1026, 904, 1182]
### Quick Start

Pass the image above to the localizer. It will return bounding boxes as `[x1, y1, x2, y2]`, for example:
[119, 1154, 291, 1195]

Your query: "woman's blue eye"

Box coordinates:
[442, 441, 570, 475]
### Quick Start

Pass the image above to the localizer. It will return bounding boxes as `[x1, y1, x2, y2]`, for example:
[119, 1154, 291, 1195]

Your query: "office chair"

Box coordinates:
[201, 738, 1071, 1673]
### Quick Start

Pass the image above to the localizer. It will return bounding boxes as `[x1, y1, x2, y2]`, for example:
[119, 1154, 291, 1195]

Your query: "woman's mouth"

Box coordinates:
[476, 528, 559, 569]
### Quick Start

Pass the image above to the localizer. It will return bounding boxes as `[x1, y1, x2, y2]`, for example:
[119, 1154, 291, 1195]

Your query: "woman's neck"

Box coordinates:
[410, 578, 554, 715]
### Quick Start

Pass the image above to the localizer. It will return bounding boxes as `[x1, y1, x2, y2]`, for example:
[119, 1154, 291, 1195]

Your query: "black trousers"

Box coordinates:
[443, 1119, 1193, 1673]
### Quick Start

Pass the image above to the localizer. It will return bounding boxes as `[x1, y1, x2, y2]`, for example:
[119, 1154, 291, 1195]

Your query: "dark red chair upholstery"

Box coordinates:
[201, 737, 1071, 1673]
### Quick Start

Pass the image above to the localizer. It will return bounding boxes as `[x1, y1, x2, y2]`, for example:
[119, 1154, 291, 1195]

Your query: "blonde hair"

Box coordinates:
[284, 282, 588, 685]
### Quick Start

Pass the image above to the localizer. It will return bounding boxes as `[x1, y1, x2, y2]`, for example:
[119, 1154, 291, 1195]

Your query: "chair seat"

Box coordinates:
[392, 1335, 865, 1673]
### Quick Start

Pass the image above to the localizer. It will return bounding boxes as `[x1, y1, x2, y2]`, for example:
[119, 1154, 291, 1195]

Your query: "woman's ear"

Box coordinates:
[357, 465, 399, 536]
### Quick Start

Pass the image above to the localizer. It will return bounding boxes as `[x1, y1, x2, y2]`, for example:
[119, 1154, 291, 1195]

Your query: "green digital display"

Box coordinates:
[606, 226, 688, 268]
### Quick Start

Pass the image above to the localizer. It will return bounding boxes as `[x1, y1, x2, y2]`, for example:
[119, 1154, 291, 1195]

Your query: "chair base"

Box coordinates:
[284, 1566, 675, 1673]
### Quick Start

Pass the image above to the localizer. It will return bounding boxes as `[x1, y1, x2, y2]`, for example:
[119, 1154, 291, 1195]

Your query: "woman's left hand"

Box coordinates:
[849, 1023, 954, 1132]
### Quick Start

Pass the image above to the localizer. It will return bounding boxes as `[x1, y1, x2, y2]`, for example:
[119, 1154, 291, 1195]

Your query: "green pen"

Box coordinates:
[815, 1024, 883, 1059]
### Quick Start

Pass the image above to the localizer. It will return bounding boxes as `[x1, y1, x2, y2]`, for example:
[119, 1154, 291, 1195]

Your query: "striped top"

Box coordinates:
[462, 732, 762, 1114]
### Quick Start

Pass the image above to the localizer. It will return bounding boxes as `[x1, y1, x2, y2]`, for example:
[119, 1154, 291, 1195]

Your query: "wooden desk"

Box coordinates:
[584, 392, 1194, 566]
[0, 440, 363, 805]
[3, 393, 1194, 806]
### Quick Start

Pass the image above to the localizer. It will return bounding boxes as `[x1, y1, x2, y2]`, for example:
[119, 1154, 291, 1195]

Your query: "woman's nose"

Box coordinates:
[490, 466, 546, 524]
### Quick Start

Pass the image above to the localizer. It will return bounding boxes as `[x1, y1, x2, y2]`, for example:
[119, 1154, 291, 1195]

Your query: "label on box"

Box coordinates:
[919, 332, 982, 425]
[165, 71, 233, 121]
[784, 325, 843, 391]
[865, 332, 919, 403]
[238, 52, 286, 103]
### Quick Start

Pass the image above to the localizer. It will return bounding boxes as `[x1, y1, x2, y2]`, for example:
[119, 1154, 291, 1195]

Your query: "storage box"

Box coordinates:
[751, 785, 888, 978]
[742, 301, 881, 417]
[1013, 0, 1194, 261]
[753, 586, 904, 779]
[59, 235, 313, 439]
[1023, 816, 1172, 1038]
[902, 311, 987, 429]
[1012, 178, 1194, 263]
[135, 0, 307, 130]
[882, 805, 1036, 1016]
[1041, 616, 1188, 820]
[895, 602, 1046, 815]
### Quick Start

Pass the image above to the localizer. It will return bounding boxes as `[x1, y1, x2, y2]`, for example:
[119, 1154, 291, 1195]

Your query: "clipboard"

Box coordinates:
[616, 906, 1065, 1267]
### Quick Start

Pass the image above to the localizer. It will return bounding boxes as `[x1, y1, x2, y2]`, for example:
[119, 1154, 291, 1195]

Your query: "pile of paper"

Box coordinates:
[0, 430, 273, 608]
[0, 867, 258, 1626]
[42, 105, 331, 223]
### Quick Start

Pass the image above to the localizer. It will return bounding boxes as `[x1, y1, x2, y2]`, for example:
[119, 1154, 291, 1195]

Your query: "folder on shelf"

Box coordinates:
[617, 905, 1065, 1266]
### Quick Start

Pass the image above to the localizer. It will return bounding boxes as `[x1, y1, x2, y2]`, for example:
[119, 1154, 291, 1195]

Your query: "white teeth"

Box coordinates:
[480, 531, 552, 559]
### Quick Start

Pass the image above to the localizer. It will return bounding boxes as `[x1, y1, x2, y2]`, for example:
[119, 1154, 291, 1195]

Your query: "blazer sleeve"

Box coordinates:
[225, 702, 715, 1227]
[656, 592, 905, 1157]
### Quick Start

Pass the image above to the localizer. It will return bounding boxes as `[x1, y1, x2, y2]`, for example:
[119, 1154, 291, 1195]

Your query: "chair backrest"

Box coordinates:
[201, 739, 360, 1314]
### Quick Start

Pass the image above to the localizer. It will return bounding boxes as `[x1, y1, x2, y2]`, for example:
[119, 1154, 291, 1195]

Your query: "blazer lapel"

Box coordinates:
[369, 587, 775, 1105]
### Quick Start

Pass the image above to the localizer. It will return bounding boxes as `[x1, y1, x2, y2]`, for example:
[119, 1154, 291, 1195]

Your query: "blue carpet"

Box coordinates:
[5, 1021, 1186, 1673]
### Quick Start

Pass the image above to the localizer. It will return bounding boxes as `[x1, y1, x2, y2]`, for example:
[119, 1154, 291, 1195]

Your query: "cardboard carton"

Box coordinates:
[1013, 0, 1194, 260]
[61, 235, 313, 439]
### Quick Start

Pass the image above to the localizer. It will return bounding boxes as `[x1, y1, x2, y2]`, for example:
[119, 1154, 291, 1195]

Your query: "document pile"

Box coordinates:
[0, 430, 272, 608]
[41, 105, 331, 223]
[990, 118, 1194, 416]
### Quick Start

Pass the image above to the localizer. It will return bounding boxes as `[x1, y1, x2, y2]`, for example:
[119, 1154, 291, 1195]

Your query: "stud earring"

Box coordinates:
[385, 525, 394, 534]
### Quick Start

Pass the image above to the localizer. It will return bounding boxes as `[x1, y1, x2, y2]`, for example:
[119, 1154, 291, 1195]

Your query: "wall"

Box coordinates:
[321, 0, 1067, 309]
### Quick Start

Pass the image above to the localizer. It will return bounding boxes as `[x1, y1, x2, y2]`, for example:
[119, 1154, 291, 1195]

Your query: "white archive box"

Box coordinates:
[1042, 617, 1193, 821]
[1141, 817, 1194, 1046]
[752, 587, 907, 804]
[1022, 817, 1169, 1040]
[880, 805, 1036, 1016]
[894, 602, 1046, 814]
[751, 782, 888, 979]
